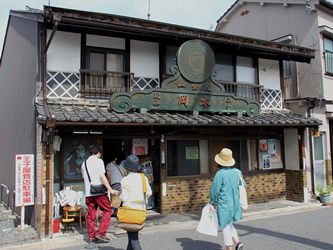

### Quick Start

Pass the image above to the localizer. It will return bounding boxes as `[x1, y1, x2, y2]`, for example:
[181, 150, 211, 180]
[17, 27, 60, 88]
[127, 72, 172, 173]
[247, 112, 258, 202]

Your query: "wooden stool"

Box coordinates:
[62, 218, 75, 233]
[63, 205, 83, 230]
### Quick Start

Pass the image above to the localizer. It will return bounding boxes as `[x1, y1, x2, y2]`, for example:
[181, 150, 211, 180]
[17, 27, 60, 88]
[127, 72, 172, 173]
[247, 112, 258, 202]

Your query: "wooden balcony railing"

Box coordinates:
[79, 69, 134, 98]
[162, 75, 262, 102]
[218, 80, 263, 102]
[79, 69, 262, 102]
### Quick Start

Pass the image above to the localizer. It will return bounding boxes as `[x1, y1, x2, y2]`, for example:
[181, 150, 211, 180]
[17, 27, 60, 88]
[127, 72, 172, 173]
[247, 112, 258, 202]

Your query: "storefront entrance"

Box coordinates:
[103, 138, 161, 212]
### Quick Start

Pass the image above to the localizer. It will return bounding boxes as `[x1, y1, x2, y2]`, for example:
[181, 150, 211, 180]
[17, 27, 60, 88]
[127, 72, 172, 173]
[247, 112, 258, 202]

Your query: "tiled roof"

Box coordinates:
[35, 98, 322, 127]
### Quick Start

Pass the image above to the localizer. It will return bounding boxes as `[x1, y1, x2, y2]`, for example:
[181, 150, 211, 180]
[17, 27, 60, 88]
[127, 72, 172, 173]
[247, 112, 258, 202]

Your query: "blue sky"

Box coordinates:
[0, 0, 236, 52]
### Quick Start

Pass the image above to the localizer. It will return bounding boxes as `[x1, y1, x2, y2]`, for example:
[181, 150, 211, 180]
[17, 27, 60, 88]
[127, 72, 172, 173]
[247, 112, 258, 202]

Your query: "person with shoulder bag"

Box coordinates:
[81, 144, 119, 243]
[210, 148, 245, 250]
[119, 155, 152, 250]
[106, 158, 126, 215]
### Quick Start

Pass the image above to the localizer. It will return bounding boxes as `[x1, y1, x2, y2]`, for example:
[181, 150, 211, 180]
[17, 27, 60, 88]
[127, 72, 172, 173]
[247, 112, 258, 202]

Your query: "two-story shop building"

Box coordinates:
[0, 6, 321, 237]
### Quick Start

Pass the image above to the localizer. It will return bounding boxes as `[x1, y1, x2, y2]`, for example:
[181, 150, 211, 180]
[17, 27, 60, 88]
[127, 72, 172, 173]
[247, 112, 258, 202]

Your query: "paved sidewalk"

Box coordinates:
[1, 198, 328, 250]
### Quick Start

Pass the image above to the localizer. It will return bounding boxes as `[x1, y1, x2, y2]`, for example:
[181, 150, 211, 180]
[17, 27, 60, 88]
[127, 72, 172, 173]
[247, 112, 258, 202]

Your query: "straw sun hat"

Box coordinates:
[214, 148, 235, 167]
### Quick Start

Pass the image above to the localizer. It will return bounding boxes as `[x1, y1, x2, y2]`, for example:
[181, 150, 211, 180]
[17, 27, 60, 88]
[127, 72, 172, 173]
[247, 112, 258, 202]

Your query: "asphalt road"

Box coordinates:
[25, 206, 333, 250]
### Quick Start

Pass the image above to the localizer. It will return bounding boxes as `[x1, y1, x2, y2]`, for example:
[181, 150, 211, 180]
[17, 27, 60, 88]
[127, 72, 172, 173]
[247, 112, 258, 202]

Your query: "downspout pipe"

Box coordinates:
[42, 17, 59, 237]
[307, 99, 316, 194]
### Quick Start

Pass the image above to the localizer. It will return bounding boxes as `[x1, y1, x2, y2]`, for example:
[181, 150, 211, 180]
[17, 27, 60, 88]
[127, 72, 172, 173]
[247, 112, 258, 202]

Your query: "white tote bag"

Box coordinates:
[196, 203, 219, 236]
[238, 170, 248, 210]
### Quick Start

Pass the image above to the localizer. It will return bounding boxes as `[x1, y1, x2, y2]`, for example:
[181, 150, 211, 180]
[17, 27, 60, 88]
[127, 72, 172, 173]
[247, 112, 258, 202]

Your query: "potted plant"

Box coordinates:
[316, 183, 332, 204]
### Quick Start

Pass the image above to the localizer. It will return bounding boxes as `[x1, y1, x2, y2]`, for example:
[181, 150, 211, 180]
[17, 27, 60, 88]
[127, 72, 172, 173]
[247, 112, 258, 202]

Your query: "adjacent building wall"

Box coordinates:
[318, 6, 333, 103]
[217, 1, 321, 99]
[0, 15, 38, 224]
[216, 0, 332, 195]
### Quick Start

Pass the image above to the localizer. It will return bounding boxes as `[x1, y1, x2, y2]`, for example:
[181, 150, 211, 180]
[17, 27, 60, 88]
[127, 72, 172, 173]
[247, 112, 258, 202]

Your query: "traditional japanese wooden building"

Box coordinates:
[0, 5, 322, 238]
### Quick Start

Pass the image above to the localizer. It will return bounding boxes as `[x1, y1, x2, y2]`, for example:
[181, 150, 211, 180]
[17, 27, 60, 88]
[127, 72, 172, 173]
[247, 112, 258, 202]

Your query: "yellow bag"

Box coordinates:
[117, 174, 147, 225]
[117, 206, 147, 224]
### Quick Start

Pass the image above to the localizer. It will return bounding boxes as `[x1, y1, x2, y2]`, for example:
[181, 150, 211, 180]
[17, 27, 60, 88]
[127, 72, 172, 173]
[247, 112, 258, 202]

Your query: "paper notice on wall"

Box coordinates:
[268, 139, 276, 154]
[270, 153, 281, 163]
[263, 154, 271, 169]
[259, 139, 267, 153]
[132, 139, 148, 155]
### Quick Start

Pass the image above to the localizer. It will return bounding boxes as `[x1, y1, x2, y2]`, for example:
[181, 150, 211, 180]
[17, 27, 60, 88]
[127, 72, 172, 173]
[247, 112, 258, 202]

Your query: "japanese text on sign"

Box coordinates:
[15, 154, 34, 206]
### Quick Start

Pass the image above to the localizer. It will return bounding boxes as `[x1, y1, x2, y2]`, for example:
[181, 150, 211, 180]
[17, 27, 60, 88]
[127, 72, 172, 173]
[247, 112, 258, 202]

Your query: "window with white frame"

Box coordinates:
[324, 36, 333, 75]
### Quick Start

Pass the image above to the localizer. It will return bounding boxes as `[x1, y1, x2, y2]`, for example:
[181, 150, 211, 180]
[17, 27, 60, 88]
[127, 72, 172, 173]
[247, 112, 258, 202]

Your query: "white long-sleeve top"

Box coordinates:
[120, 172, 152, 210]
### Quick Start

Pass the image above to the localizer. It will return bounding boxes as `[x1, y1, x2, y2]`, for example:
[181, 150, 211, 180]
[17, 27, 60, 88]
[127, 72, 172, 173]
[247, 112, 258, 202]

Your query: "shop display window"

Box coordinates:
[211, 138, 283, 173]
[167, 140, 200, 176]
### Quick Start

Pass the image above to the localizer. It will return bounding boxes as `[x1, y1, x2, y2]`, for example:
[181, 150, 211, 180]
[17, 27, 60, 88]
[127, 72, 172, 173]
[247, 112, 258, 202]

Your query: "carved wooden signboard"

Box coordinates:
[110, 39, 260, 117]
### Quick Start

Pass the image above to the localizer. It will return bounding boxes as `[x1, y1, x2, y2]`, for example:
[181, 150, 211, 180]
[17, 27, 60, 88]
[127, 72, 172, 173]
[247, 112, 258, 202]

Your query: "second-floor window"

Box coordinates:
[236, 56, 255, 84]
[215, 54, 234, 82]
[83, 47, 126, 97]
[324, 36, 333, 75]
[215, 55, 256, 84]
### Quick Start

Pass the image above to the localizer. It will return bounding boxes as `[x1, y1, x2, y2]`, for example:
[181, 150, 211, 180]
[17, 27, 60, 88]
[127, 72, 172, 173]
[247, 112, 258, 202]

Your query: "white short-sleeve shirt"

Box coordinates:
[82, 155, 106, 197]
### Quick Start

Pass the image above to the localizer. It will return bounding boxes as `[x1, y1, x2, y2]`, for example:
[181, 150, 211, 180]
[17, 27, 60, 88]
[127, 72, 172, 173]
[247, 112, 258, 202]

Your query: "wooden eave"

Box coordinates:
[43, 5, 315, 63]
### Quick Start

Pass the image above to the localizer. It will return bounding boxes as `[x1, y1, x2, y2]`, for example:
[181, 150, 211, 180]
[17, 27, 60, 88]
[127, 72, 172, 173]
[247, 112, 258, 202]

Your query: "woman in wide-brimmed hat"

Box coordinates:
[210, 148, 245, 250]
[119, 155, 152, 250]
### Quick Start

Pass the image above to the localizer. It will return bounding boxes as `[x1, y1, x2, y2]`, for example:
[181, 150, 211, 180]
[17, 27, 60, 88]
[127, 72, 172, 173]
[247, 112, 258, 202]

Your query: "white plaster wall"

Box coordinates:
[86, 35, 125, 50]
[47, 31, 80, 72]
[258, 58, 280, 90]
[284, 128, 300, 170]
[130, 40, 159, 78]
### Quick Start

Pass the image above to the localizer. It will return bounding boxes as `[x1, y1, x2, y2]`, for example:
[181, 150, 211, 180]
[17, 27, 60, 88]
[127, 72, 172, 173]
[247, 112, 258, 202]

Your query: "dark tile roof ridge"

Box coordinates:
[264, 108, 321, 122]
[35, 101, 322, 126]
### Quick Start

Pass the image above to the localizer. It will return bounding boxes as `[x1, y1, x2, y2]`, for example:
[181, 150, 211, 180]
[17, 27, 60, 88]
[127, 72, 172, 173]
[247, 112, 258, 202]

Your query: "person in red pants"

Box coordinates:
[82, 144, 119, 243]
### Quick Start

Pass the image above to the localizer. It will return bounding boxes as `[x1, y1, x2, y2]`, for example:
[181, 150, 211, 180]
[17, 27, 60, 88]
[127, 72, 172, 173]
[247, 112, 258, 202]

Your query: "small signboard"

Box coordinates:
[15, 154, 34, 206]
[132, 139, 148, 155]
